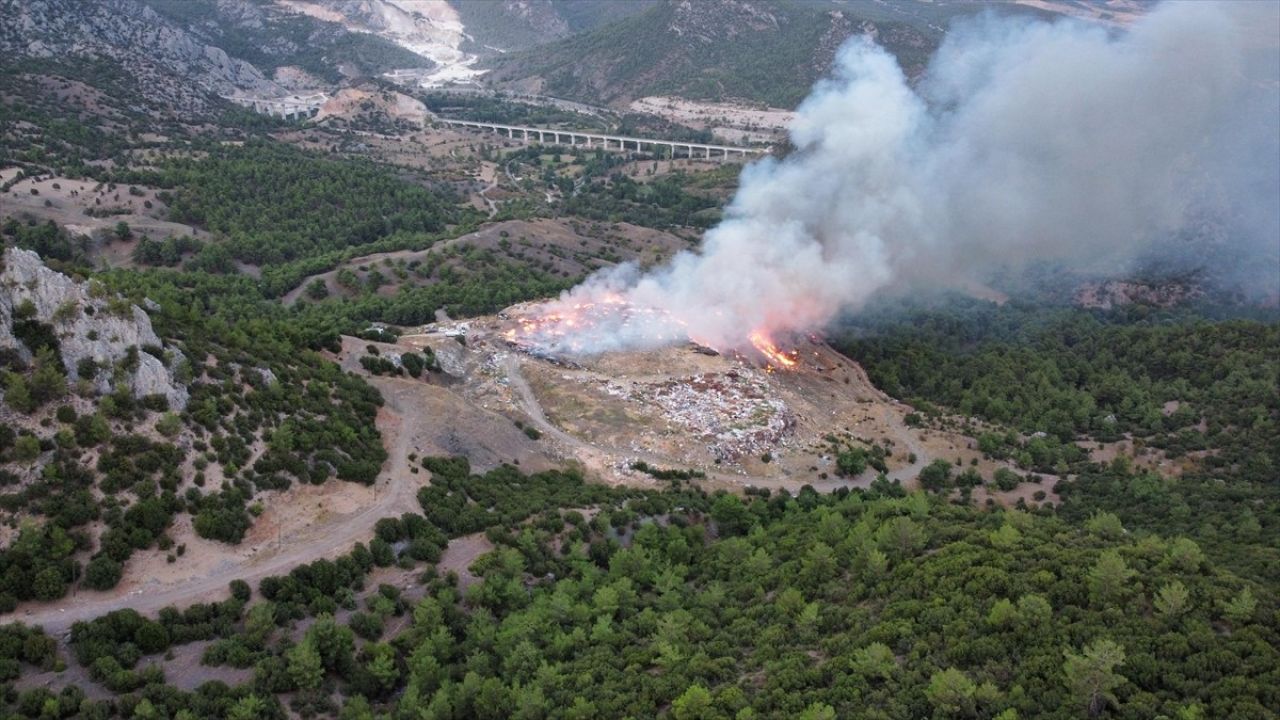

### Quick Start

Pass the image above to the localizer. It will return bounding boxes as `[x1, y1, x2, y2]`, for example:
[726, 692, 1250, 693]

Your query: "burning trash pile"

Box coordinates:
[503, 294, 685, 357]
[746, 331, 800, 372]
[494, 296, 806, 462]
[503, 296, 805, 372]
[603, 371, 794, 461]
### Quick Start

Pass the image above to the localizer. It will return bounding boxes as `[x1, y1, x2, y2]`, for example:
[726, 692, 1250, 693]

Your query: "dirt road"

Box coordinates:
[4, 374, 429, 638]
[5, 346, 935, 636]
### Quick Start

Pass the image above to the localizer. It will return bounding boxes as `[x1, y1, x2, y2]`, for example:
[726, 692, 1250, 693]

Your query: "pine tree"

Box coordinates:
[1088, 551, 1135, 605]
[287, 638, 324, 690]
[1063, 639, 1126, 718]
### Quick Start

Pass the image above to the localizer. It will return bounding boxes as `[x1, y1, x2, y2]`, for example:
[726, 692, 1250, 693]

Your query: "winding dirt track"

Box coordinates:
[6, 353, 933, 637]
[4, 375, 427, 638]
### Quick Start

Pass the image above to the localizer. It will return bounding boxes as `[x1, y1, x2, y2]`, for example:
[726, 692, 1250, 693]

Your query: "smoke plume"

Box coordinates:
[544, 1, 1280, 353]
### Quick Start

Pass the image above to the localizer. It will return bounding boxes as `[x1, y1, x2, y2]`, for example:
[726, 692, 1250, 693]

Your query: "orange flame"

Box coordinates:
[749, 330, 798, 370]
[505, 299, 802, 371]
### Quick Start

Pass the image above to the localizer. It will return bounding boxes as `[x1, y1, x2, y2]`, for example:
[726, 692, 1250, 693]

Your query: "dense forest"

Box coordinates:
[838, 302, 1279, 457]
[1, 462, 1274, 719]
[119, 142, 470, 269]
[836, 300, 1280, 585]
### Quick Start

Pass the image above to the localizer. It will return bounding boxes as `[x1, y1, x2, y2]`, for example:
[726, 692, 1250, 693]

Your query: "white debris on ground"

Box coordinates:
[420, 320, 471, 338]
[601, 370, 794, 460]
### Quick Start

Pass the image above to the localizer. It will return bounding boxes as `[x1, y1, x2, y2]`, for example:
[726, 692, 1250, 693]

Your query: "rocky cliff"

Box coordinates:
[0, 0, 279, 114]
[0, 0, 436, 118]
[0, 247, 188, 409]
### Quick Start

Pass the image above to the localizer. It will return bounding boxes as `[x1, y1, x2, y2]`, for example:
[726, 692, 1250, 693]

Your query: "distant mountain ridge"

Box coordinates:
[454, 0, 659, 55]
[481, 0, 948, 109]
[0, 0, 431, 116]
[476, 0, 1132, 109]
[1, 0, 278, 115]
[0, 0, 659, 117]
[0, 0, 1133, 120]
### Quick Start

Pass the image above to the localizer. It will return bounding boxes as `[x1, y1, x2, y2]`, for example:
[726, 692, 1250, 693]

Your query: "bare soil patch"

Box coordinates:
[0, 169, 206, 266]
[629, 96, 793, 144]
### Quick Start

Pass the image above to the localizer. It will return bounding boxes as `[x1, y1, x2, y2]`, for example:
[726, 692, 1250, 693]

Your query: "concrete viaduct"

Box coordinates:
[227, 94, 328, 121]
[437, 118, 767, 160]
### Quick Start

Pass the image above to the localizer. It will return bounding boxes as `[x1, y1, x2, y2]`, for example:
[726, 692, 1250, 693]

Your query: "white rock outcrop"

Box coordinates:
[1, 247, 188, 409]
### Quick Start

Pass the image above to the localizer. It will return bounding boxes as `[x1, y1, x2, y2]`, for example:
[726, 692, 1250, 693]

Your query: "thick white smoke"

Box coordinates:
[545, 1, 1280, 353]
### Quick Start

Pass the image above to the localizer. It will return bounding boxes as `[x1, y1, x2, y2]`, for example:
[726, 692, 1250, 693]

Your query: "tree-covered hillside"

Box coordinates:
[2, 463, 1274, 719]
[837, 300, 1280, 585]
[124, 142, 468, 268]
[0, 247, 389, 606]
[455, 0, 659, 56]
[483, 0, 948, 108]
[141, 0, 431, 83]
